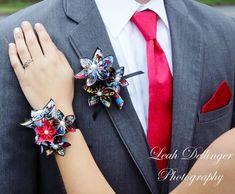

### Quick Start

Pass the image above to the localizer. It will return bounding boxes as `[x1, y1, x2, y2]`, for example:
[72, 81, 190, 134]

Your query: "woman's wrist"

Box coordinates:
[56, 103, 74, 116]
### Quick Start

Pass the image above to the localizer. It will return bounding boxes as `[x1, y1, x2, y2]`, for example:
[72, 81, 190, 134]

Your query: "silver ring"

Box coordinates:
[23, 59, 33, 68]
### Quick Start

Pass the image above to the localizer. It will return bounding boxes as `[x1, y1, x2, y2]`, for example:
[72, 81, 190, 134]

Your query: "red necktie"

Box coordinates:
[132, 10, 173, 173]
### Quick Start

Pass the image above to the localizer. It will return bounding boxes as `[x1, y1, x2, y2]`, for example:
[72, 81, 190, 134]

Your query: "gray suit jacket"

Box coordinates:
[0, 0, 235, 193]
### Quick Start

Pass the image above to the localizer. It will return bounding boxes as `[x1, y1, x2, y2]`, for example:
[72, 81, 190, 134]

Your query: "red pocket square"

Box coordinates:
[201, 80, 232, 113]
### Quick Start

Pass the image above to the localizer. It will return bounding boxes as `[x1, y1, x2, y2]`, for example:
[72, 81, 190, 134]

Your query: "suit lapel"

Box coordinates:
[64, 0, 159, 193]
[164, 0, 204, 191]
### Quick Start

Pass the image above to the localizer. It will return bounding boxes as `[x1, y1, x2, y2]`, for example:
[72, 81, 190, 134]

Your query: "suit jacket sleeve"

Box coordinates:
[0, 35, 39, 193]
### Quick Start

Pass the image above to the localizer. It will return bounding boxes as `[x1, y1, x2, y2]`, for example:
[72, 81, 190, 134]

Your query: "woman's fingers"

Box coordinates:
[13, 27, 32, 65]
[34, 23, 57, 55]
[21, 21, 43, 59]
[8, 43, 24, 80]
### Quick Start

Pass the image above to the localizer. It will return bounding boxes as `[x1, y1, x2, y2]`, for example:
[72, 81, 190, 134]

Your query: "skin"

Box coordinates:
[170, 128, 235, 194]
[9, 21, 115, 194]
[135, 0, 151, 4]
[8, 21, 235, 193]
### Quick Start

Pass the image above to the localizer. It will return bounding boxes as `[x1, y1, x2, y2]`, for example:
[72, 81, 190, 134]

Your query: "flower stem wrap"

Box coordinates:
[21, 99, 76, 156]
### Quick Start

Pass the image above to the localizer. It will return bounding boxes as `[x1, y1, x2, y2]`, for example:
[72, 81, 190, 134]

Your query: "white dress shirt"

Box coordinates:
[95, 0, 172, 135]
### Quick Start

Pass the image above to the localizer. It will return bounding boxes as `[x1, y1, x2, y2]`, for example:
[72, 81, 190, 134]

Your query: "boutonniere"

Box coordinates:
[75, 48, 143, 110]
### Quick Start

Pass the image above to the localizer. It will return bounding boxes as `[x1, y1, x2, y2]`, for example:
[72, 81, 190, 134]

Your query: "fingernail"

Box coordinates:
[35, 23, 43, 29]
[14, 27, 21, 33]
[9, 43, 15, 47]
[22, 21, 30, 27]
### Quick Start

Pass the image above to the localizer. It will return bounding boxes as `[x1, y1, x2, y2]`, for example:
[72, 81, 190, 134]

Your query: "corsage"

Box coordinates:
[21, 99, 76, 156]
[75, 48, 144, 110]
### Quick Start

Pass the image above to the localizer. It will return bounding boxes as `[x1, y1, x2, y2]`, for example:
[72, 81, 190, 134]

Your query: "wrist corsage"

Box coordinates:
[21, 99, 76, 156]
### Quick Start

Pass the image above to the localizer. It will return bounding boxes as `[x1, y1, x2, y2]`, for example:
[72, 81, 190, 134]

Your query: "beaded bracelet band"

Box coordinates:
[21, 99, 76, 156]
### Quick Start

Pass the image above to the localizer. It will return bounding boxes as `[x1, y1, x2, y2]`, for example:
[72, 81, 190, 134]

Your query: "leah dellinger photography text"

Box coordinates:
[150, 146, 234, 186]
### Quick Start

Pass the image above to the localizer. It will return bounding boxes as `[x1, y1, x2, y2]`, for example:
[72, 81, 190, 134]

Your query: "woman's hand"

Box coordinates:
[8, 21, 74, 115]
[8, 22, 115, 194]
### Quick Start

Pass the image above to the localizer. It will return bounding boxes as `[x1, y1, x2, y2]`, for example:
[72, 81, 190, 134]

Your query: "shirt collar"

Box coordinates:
[95, 0, 169, 38]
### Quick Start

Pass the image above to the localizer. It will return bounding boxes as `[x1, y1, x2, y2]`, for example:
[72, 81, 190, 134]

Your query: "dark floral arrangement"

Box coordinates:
[75, 48, 130, 110]
[21, 99, 76, 156]
[21, 48, 143, 156]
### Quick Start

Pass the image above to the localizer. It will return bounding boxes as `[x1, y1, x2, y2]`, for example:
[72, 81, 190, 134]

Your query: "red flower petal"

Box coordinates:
[46, 135, 55, 143]
[36, 126, 45, 135]
[36, 120, 57, 143]
[68, 127, 76, 133]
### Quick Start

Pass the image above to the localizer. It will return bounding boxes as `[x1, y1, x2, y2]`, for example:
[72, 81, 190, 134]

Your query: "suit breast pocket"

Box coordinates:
[193, 100, 233, 151]
[198, 101, 233, 123]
